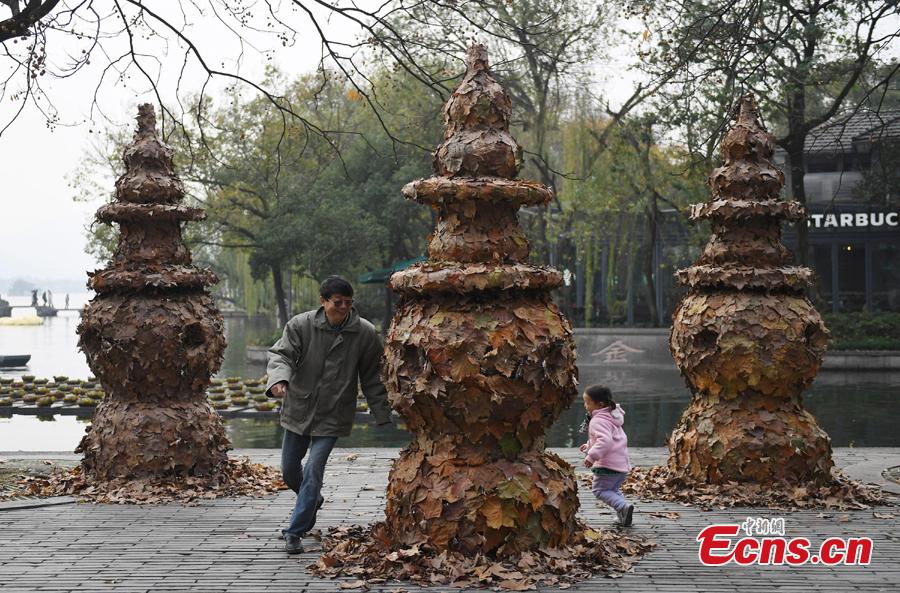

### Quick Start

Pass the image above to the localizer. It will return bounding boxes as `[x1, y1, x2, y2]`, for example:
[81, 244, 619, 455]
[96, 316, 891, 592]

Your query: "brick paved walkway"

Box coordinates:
[0, 448, 897, 592]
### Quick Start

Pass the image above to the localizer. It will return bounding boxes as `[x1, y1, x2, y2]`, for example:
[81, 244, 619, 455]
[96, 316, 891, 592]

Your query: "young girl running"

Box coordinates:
[580, 384, 634, 526]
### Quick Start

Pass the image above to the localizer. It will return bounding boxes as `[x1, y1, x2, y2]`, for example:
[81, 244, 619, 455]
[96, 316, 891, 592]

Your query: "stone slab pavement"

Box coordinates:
[0, 447, 897, 593]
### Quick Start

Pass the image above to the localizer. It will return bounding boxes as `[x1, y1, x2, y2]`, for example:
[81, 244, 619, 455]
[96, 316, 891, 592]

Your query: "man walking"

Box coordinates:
[266, 276, 392, 554]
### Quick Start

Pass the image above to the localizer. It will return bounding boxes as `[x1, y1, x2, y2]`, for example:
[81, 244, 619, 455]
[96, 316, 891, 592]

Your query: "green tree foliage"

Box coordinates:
[853, 134, 900, 208]
[71, 3, 900, 329]
[630, 0, 900, 264]
[73, 64, 441, 326]
[556, 100, 707, 326]
[189, 68, 440, 325]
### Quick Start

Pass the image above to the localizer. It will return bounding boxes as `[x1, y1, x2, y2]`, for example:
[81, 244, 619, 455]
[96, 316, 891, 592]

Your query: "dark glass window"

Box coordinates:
[811, 244, 834, 311]
[873, 241, 900, 312]
[837, 243, 866, 312]
[844, 151, 872, 171]
[807, 155, 838, 173]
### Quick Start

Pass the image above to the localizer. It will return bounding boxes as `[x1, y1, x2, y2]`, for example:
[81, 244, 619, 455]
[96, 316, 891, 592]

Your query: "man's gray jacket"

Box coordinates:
[265, 307, 392, 437]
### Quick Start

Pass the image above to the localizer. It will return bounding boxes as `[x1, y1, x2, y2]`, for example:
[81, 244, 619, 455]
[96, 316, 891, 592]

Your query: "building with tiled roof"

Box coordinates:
[805, 109, 900, 154]
[777, 109, 900, 313]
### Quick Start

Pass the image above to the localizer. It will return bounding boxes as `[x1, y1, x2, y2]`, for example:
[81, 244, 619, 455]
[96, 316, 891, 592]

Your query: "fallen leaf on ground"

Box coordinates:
[648, 511, 680, 520]
[14, 457, 285, 504]
[623, 465, 887, 510]
[311, 522, 654, 590]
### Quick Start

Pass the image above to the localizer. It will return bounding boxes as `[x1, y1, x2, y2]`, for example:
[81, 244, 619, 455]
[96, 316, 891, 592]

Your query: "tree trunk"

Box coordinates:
[583, 237, 594, 328]
[643, 200, 659, 327]
[383, 282, 393, 332]
[606, 235, 616, 325]
[625, 228, 635, 326]
[786, 139, 810, 266]
[785, 86, 810, 266]
[272, 264, 288, 327]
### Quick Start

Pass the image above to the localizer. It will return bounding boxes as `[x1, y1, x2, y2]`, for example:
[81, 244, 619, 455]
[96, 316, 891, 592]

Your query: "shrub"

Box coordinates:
[823, 312, 900, 351]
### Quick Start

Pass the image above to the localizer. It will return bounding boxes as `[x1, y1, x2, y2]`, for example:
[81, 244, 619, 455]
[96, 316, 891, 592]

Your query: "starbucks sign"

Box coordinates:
[808, 211, 899, 229]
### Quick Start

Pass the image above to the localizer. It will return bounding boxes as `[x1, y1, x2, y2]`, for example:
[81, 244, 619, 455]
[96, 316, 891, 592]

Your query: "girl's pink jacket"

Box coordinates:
[583, 405, 631, 472]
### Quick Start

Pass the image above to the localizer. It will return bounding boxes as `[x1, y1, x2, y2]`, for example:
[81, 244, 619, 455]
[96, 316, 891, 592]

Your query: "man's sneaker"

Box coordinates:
[617, 504, 634, 527]
[279, 496, 326, 541]
[284, 534, 304, 554]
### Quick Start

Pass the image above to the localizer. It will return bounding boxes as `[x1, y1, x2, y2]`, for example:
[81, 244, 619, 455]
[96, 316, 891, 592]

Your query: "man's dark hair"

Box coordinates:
[584, 384, 615, 408]
[319, 276, 353, 299]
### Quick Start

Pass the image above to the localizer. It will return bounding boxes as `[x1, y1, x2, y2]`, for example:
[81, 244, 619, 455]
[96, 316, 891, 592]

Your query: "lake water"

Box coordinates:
[1, 294, 898, 451]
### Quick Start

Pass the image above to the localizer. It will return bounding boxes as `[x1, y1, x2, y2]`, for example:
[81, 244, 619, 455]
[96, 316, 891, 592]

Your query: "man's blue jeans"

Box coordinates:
[281, 430, 337, 537]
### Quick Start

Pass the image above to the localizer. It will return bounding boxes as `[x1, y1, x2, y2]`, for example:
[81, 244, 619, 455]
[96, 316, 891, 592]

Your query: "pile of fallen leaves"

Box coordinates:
[620, 465, 891, 511]
[16, 457, 285, 504]
[310, 522, 654, 591]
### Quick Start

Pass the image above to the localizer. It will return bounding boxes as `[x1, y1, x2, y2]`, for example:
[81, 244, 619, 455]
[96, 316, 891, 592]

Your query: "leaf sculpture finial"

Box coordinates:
[679, 92, 811, 292]
[433, 42, 521, 179]
[136, 103, 156, 135]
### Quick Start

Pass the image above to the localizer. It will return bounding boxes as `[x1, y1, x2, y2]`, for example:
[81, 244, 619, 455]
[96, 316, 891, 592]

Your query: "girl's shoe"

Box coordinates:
[617, 504, 634, 527]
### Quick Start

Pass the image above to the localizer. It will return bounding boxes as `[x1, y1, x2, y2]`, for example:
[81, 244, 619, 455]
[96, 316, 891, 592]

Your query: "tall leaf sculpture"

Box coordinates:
[315, 46, 653, 587]
[76, 105, 231, 486]
[668, 94, 834, 486]
[381, 43, 580, 555]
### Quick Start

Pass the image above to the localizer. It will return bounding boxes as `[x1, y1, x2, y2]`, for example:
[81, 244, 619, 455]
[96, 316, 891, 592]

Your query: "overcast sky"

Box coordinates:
[0, 3, 643, 289]
[0, 2, 352, 286]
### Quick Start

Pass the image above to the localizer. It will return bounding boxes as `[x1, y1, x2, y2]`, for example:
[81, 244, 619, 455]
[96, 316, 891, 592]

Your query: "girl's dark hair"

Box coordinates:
[319, 275, 353, 299]
[584, 384, 615, 408]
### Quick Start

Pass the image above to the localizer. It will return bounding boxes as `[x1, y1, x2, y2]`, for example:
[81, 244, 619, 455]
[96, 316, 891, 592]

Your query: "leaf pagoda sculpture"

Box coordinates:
[76, 104, 231, 485]
[668, 94, 833, 487]
[379, 44, 580, 555]
[315, 47, 652, 586]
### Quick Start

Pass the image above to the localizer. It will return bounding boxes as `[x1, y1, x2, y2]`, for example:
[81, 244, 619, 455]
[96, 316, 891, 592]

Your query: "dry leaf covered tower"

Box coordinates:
[381, 45, 579, 555]
[76, 104, 230, 482]
[668, 95, 832, 486]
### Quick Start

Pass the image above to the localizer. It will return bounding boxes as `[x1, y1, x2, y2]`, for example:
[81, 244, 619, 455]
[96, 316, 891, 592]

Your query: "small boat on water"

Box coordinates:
[0, 354, 31, 368]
